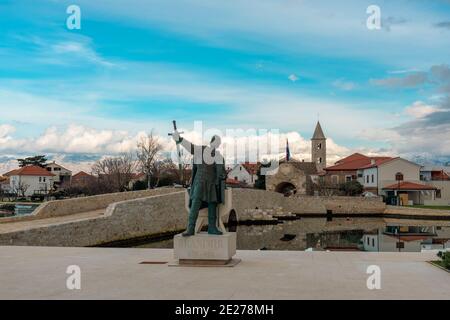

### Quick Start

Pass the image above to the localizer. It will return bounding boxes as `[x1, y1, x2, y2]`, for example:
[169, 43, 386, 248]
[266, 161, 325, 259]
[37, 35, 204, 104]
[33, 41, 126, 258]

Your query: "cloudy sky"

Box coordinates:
[0, 0, 450, 173]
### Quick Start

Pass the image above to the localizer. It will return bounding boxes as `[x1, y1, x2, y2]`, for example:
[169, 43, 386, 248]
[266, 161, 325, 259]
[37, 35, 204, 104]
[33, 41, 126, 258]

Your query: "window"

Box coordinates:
[318, 157, 322, 164]
[367, 237, 370, 245]
[317, 143, 322, 150]
[39, 177, 42, 182]
[372, 238, 375, 247]
[436, 190, 442, 199]
[366, 175, 369, 183]
[345, 175, 352, 182]
[371, 174, 374, 183]
[357, 173, 363, 178]
[234, 176, 238, 181]
[43, 177, 46, 182]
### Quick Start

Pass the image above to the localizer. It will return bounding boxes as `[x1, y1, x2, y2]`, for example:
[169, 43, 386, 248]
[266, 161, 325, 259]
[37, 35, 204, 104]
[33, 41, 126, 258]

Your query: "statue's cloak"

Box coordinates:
[188, 147, 226, 209]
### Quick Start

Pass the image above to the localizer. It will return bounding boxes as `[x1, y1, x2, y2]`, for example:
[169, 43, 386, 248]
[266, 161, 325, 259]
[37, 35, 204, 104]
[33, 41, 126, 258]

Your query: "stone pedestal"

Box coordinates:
[172, 232, 238, 266]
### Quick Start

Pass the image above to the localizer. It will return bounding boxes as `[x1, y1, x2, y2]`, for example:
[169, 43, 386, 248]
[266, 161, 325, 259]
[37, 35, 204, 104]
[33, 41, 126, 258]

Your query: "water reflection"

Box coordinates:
[135, 217, 450, 252]
[0, 204, 39, 218]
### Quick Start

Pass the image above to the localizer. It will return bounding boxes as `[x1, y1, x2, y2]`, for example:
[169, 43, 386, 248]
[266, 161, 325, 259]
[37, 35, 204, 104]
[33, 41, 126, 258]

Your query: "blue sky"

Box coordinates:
[1, 0, 450, 171]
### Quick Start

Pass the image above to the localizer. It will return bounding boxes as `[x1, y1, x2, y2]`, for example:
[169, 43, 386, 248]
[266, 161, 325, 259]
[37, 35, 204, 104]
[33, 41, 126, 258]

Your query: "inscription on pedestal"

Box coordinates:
[174, 232, 236, 261]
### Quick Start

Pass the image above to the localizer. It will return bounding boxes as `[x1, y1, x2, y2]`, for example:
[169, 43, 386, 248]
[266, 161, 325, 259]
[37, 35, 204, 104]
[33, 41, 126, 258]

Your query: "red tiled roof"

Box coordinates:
[130, 172, 146, 180]
[358, 157, 397, 169]
[334, 153, 367, 165]
[325, 153, 393, 171]
[382, 181, 437, 191]
[10, 166, 55, 177]
[73, 171, 93, 178]
[226, 178, 241, 185]
[3, 169, 20, 177]
[241, 162, 260, 175]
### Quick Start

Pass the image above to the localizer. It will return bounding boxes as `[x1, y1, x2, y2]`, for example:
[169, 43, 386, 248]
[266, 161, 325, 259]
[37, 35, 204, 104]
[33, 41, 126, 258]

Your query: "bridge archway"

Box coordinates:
[227, 209, 238, 232]
[275, 182, 297, 197]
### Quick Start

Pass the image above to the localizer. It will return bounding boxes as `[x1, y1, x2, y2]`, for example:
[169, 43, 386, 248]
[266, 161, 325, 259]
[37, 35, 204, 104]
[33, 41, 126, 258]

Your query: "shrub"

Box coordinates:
[437, 251, 450, 270]
[339, 180, 364, 196]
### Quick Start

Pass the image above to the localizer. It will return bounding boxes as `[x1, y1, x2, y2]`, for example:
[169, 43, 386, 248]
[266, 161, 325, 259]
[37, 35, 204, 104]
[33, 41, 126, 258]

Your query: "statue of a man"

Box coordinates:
[172, 131, 226, 237]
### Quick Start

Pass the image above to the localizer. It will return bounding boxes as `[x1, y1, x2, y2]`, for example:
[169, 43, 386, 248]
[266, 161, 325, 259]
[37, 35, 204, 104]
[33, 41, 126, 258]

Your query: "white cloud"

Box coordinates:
[288, 74, 299, 82]
[404, 101, 439, 119]
[332, 79, 356, 91]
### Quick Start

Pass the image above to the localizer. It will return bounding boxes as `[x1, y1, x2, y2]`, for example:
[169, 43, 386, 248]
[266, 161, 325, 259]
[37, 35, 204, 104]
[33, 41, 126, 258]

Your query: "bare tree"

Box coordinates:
[13, 180, 30, 199]
[312, 177, 339, 196]
[136, 131, 162, 189]
[92, 153, 136, 193]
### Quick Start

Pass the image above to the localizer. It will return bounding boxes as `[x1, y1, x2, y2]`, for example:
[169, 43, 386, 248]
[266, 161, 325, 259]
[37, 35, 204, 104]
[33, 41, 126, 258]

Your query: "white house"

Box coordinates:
[9, 166, 55, 197]
[362, 226, 440, 252]
[227, 162, 260, 186]
[0, 176, 11, 193]
[357, 157, 437, 205]
[45, 162, 72, 190]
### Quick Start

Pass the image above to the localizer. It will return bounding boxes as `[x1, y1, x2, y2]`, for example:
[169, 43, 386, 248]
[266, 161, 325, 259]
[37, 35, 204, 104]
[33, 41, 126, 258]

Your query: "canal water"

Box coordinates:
[0, 204, 40, 218]
[134, 217, 450, 252]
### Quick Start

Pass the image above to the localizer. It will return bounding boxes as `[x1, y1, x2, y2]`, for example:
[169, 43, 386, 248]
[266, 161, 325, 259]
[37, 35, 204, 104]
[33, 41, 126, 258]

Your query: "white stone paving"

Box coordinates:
[0, 246, 448, 300]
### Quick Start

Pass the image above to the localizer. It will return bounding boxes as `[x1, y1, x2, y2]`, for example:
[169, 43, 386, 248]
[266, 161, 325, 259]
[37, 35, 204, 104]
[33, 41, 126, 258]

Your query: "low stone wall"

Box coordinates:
[231, 188, 385, 218]
[0, 191, 186, 247]
[385, 205, 450, 218]
[0, 188, 179, 224]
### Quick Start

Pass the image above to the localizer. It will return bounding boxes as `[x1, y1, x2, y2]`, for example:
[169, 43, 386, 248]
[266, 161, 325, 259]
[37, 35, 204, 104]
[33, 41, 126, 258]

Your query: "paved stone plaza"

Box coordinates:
[0, 246, 448, 300]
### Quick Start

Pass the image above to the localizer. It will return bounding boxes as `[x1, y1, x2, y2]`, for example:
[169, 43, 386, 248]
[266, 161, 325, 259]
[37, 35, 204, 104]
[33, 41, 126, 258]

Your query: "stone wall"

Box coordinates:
[230, 188, 385, 219]
[0, 188, 179, 224]
[0, 188, 388, 247]
[0, 191, 186, 247]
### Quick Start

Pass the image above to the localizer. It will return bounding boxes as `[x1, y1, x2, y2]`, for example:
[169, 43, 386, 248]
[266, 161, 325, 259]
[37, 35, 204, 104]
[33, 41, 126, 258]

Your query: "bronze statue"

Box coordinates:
[171, 127, 226, 237]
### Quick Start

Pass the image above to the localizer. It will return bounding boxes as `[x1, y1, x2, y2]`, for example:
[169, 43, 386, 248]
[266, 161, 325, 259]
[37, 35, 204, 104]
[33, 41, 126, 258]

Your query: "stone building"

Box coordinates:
[311, 121, 327, 172]
[265, 121, 325, 195]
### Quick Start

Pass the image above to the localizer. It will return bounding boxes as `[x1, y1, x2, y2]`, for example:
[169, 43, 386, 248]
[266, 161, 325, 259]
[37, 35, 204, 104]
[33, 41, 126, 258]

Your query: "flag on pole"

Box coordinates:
[286, 139, 291, 162]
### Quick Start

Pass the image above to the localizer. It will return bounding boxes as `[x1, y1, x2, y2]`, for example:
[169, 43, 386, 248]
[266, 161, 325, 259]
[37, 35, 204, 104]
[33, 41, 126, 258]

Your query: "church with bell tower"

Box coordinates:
[311, 121, 327, 172]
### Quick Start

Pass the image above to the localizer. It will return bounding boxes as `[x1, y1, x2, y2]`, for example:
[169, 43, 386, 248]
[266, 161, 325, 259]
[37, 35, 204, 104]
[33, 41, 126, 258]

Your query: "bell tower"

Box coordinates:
[311, 121, 327, 171]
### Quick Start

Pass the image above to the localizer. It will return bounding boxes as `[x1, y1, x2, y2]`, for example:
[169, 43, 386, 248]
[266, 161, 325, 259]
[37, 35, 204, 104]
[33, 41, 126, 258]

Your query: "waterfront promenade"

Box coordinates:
[0, 246, 448, 300]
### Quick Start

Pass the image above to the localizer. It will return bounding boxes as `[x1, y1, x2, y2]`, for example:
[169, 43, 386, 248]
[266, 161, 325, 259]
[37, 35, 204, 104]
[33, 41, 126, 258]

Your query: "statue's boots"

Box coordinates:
[182, 207, 199, 237]
[208, 211, 223, 236]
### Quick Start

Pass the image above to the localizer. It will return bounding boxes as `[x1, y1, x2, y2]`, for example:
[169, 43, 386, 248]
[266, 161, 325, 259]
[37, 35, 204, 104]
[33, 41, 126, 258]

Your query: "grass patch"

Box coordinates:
[429, 261, 450, 272]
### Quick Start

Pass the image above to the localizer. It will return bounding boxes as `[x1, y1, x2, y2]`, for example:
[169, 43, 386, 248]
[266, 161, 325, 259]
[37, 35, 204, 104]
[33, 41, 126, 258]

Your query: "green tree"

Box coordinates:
[339, 180, 364, 196]
[17, 155, 48, 168]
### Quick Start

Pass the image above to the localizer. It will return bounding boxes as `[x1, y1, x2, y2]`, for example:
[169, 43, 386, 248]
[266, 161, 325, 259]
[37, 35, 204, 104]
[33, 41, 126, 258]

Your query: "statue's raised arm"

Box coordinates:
[171, 130, 197, 155]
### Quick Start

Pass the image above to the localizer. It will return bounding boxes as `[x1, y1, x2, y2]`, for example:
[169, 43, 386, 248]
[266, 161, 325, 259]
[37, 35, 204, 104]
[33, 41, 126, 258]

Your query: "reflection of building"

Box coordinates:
[362, 225, 449, 252]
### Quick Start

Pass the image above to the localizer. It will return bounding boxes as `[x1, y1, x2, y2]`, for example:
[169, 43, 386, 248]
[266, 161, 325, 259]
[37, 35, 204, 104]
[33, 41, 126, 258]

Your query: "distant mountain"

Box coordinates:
[0, 153, 102, 175]
[407, 154, 450, 167]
